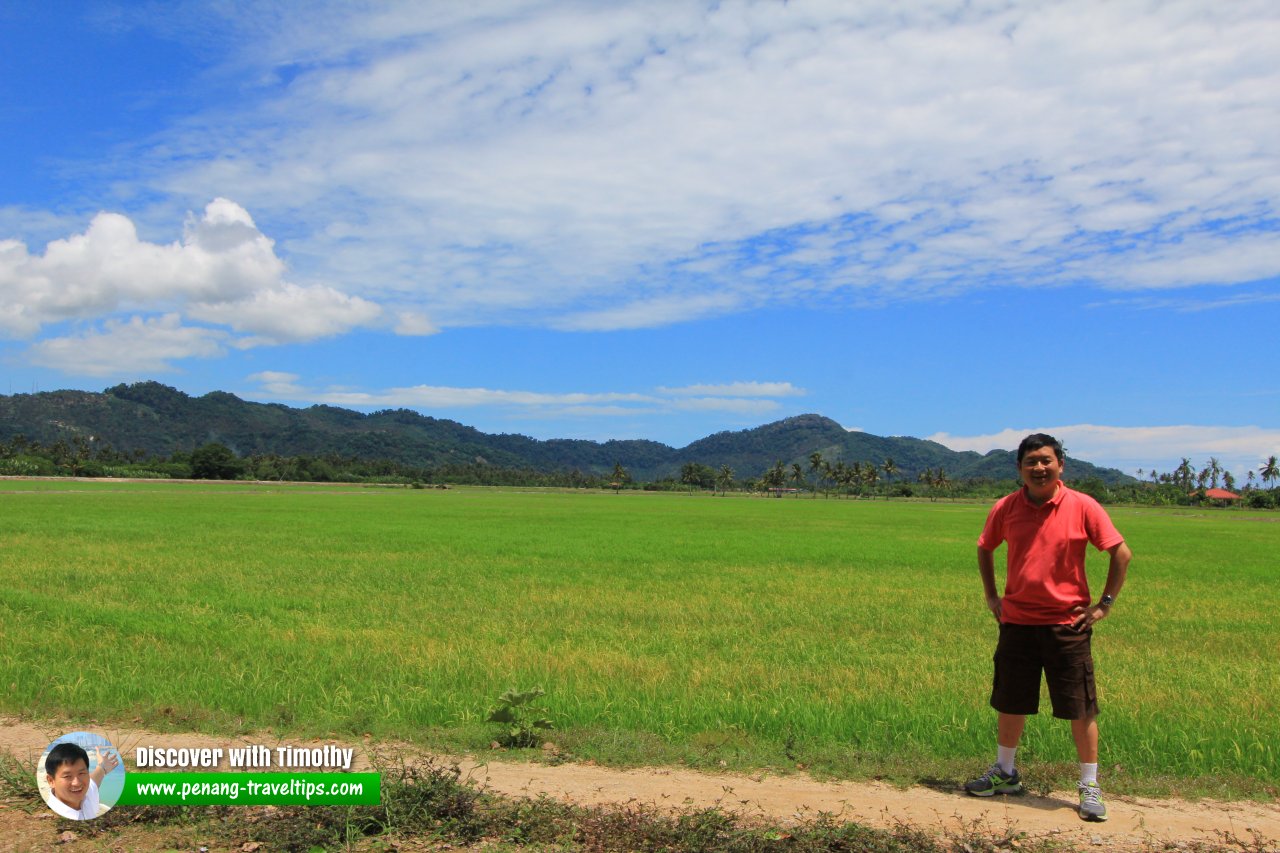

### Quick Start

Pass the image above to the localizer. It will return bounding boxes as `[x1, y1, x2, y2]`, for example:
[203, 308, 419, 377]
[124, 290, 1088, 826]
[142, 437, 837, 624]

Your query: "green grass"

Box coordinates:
[1, 480, 1276, 798]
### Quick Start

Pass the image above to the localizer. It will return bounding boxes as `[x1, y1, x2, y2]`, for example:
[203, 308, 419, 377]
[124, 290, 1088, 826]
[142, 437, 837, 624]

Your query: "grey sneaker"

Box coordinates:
[1078, 782, 1108, 821]
[964, 764, 1024, 797]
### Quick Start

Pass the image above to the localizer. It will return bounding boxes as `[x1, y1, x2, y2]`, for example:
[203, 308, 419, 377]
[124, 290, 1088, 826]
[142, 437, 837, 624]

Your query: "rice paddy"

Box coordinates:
[1, 479, 1275, 796]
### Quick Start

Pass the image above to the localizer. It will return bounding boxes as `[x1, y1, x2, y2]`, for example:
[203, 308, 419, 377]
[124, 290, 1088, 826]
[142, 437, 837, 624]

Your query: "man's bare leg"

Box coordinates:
[999, 712, 1026, 749]
[1071, 715, 1098, 763]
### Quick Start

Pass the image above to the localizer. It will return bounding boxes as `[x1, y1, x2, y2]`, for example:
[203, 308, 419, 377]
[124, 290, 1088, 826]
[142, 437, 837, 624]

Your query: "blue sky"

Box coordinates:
[2, 1, 1277, 479]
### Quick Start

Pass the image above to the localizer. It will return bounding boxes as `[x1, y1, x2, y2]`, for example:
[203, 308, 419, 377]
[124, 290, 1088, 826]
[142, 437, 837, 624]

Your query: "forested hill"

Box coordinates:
[0, 382, 1130, 484]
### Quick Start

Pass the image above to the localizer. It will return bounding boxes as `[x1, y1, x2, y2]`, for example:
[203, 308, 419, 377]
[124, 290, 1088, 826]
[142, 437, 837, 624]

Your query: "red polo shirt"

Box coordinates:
[978, 483, 1124, 625]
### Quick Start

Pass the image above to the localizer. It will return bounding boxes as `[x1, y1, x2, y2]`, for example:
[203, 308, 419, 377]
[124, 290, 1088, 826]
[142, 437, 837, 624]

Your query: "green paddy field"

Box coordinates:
[1, 480, 1275, 797]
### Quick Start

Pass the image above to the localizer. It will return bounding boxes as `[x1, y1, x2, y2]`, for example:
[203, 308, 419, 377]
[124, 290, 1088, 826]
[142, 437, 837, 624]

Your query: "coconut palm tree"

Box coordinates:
[862, 463, 879, 498]
[881, 458, 898, 498]
[918, 467, 935, 501]
[832, 461, 850, 497]
[763, 460, 787, 495]
[791, 463, 806, 495]
[1260, 455, 1279, 488]
[1175, 458, 1195, 490]
[808, 451, 824, 497]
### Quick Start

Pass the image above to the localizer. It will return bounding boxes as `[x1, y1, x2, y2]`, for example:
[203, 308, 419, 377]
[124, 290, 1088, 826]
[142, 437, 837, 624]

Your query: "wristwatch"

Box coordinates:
[1099, 594, 1116, 608]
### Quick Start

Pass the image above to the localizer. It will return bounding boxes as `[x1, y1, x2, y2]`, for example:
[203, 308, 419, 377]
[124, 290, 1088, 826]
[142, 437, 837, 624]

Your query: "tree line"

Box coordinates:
[1, 434, 1276, 508]
[665, 451, 1280, 508]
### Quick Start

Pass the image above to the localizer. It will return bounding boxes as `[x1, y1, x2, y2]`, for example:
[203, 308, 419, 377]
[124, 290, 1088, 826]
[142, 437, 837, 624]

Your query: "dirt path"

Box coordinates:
[4, 718, 1277, 851]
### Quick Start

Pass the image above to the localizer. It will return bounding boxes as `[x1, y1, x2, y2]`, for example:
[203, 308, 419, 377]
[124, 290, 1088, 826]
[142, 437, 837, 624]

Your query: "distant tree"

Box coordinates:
[808, 452, 824, 497]
[49, 439, 71, 470]
[1222, 470, 1236, 493]
[716, 465, 734, 495]
[790, 463, 806, 494]
[862, 463, 879, 497]
[680, 461, 715, 491]
[918, 467, 934, 500]
[831, 460, 850, 497]
[1175, 458, 1195, 490]
[762, 460, 787, 495]
[611, 462, 629, 492]
[190, 442, 243, 480]
[1261, 455, 1280, 488]
[881, 458, 898, 499]
[846, 461, 864, 497]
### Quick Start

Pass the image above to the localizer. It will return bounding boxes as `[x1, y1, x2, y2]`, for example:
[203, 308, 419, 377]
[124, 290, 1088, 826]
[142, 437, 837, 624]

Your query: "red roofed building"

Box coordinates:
[1203, 488, 1240, 501]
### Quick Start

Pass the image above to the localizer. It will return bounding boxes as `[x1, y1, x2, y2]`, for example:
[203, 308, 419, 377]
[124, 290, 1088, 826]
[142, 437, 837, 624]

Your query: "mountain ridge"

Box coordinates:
[0, 382, 1131, 484]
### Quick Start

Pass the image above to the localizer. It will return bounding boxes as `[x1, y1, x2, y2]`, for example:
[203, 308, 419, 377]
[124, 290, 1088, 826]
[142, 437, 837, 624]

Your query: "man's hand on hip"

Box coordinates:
[1070, 604, 1108, 631]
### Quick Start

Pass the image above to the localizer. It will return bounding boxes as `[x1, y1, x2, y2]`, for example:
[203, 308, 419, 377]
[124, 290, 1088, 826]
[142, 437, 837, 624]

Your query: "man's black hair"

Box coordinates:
[1017, 433, 1064, 464]
[45, 742, 90, 777]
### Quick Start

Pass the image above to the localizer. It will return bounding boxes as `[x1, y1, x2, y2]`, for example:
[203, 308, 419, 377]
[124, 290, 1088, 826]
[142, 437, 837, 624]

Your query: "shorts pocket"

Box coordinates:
[1083, 661, 1098, 712]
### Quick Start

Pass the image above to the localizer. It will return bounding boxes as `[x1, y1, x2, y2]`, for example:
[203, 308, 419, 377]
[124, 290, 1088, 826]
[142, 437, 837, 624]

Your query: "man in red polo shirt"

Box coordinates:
[965, 433, 1132, 822]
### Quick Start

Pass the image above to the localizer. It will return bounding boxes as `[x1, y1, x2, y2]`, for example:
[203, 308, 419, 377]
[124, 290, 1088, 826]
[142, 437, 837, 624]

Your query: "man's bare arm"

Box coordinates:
[90, 748, 119, 787]
[1070, 541, 1132, 630]
[978, 546, 1001, 621]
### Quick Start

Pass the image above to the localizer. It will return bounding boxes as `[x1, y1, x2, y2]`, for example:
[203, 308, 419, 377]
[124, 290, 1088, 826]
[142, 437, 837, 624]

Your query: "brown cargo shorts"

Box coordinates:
[991, 623, 1099, 720]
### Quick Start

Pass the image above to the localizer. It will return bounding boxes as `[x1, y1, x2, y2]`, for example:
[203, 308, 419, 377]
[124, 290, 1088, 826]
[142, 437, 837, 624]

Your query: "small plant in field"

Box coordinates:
[0, 751, 42, 809]
[486, 686, 554, 748]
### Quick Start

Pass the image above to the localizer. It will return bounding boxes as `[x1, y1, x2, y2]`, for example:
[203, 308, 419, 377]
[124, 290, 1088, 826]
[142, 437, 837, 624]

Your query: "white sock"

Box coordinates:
[1080, 762, 1098, 786]
[997, 745, 1018, 775]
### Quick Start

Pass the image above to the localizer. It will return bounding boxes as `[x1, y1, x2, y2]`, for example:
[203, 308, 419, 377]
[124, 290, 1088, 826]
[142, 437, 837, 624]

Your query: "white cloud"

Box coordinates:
[316, 385, 658, 409]
[27, 314, 227, 376]
[242, 372, 801, 419]
[1, 200, 388, 371]
[659, 381, 805, 398]
[0, 201, 282, 337]
[192, 282, 382, 345]
[552, 294, 744, 332]
[1086, 290, 1280, 313]
[928, 424, 1280, 479]
[96, 1, 1278, 330]
[393, 310, 439, 336]
[246, 370, 305, 396]
[670, 397, 781, 416]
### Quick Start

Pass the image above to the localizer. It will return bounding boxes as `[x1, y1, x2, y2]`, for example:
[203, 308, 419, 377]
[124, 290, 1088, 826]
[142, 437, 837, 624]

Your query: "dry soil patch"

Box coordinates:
[3, 718, 1276, 851]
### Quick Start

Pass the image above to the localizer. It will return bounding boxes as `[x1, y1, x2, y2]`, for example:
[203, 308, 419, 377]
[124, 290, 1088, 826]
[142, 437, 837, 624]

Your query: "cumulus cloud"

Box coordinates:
[3, 200, 390, 373]
[928, 424, 1280, 479]
[192, 282, 381, 345]
[96, 1, 1280, 330]
[27, 314, 228, 376]
[0, 200, 282, 337]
